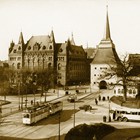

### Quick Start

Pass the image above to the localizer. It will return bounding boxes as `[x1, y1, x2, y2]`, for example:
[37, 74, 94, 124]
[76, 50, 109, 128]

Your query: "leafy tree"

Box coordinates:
[0, 66, 16, 97]
[36, 67, 56, 102]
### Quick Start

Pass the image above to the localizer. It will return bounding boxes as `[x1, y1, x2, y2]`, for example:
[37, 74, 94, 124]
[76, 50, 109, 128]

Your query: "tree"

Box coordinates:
[65, 123, 116, 140]
[100, 54, 136, 101]
[36, 67, 56, 102]
[0, 66, 16, 97]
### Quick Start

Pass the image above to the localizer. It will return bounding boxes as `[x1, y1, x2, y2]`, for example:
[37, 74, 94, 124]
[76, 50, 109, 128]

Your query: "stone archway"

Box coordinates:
[99, 80, 107, 89]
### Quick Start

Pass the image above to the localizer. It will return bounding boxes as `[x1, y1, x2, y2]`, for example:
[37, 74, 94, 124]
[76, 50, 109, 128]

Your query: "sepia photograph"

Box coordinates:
[0, 0, 140, 140]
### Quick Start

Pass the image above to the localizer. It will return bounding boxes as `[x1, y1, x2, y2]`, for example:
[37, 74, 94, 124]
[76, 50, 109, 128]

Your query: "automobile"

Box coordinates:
[79, 104, 92, 111]
[67, 94, 77, 102]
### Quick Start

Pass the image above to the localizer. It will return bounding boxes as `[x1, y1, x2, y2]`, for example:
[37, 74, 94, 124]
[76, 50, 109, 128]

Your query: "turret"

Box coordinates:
[50, 30, 55, 43]
[70, 33, 75, 45]
[9, 40, 15, 53]
[18, 32, 24, 45]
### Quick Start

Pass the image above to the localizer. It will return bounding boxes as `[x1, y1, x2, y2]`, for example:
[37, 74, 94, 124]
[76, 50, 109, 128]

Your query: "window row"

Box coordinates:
[114, 89, 137, 94]
[94, 67, 108, 70]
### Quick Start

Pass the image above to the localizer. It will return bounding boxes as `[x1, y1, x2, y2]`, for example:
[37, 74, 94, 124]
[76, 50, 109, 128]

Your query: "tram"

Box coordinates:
[22, 101, 63, 125]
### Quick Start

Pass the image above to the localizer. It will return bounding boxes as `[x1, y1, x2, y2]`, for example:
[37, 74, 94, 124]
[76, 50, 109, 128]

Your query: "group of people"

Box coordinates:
[95, 95, 110, 105]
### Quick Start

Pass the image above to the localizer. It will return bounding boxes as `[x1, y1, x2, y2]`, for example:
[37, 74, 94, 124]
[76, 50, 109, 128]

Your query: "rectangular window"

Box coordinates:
[48, 57, 52, 61]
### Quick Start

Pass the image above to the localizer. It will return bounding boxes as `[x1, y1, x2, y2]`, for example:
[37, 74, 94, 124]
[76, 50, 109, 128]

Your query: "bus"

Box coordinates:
[110, 107, 140, 122]
[22, 101, 63, 125]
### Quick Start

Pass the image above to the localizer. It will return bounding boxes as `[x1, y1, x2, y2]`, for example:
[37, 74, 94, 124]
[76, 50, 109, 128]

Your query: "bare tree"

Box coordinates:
[100, 54, 137, 101]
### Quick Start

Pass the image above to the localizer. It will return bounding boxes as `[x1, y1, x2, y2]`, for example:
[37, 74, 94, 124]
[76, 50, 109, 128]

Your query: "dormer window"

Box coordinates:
[49, 45, 52, 49]
[13, 49, 16, 53]
[18, 46, 21, 50]
[59, 48, 63, 52]
[43, 46, 46, 50]
[28, 46, 31, 50]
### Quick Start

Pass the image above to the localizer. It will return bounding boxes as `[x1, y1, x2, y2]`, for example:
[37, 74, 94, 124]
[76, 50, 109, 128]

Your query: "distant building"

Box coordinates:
[8, 31, 89, 86]
[90, 7, 121, 90]
[84, 47, 96, 59]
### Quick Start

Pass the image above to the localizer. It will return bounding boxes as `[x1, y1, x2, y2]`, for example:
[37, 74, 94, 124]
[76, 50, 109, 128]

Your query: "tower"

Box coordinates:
[8, 32, 25, 69]
[90, 6, 120, 90]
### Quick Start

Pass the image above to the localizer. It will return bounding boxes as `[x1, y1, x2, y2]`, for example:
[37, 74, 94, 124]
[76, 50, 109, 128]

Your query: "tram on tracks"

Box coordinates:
[22, 101, 63, 125]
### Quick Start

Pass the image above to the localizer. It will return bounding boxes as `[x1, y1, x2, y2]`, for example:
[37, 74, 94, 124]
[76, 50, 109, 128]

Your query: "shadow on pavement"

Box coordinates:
[0, 134, 66, 140]
[31, 109, 79, 126]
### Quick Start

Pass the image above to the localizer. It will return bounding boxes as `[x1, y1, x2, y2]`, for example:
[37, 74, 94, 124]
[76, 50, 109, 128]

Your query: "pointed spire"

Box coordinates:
[18, 32, 24, 44]
[103, 5, 111, 40]
[50, 29, 55, 43]
[70, 32, 75, 45]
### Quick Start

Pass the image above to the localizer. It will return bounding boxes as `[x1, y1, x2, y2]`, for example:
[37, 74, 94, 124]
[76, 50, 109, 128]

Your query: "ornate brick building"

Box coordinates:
[8, 31, 89, 86]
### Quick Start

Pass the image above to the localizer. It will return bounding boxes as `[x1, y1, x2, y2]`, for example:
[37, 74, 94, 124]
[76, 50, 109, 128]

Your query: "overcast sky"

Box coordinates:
[0, 0, 140, 60]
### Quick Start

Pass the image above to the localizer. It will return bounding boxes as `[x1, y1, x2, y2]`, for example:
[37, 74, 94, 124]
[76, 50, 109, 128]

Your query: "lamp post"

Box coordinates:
[18, 82, 21, 110]
[25, 84, 28, 108]
[108, 99, 111, 122]
[73, 100, 76, 127]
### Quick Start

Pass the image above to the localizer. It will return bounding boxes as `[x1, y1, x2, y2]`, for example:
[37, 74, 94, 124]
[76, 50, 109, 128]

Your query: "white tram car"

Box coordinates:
[22, 101, 63, 125]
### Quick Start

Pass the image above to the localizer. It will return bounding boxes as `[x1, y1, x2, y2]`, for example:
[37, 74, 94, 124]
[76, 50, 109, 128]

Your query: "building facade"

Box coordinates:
[8, 31, 89, 86]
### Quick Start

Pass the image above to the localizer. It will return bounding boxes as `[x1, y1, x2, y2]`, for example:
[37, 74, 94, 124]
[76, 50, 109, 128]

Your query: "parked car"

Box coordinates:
[79, 104, 92, 111]
[67, 94, 77, 102]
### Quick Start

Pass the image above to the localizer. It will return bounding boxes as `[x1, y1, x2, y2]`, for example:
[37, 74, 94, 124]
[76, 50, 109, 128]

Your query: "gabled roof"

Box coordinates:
[26, 35, 51, 51]
[84, 48, 96, 58]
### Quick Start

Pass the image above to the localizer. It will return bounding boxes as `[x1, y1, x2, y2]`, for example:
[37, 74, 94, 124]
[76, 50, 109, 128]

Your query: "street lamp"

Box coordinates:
[73, 100, 76, 127]
[108, 99, 111, 122]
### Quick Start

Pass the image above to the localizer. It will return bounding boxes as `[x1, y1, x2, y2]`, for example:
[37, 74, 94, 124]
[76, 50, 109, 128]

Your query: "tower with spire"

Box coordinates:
[90, 6, 120, 90]
[8, 32, 25, 69]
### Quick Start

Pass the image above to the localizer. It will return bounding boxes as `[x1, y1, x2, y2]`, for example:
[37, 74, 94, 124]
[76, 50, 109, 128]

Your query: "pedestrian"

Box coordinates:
[31, 100, 33, 105]
[95, 98, 98, 105]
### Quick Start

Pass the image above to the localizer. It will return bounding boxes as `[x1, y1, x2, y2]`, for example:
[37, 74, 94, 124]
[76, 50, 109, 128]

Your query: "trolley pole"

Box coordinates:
[58, 112, 61, 140]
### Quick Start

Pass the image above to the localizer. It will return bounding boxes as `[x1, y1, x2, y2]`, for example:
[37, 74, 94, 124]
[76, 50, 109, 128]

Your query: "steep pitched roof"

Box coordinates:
[26, 35, 51, 51]
[91, 6, 120, 65]
[84, 48, 96, 58]
[91, 47, 120, 64]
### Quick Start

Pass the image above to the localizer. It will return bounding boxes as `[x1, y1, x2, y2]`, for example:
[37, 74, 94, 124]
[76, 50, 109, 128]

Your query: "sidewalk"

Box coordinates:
[0, 87, 94, 117]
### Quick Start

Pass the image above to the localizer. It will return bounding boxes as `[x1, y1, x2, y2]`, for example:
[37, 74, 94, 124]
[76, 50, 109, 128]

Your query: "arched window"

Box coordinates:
[12, 63, 15, 68]
[58, 63, 61, 70]
[17, 63, 21, 69]
[129, 89, 132, 94]
[118, 89, 120, 94]
[48, 63, 52, 68]
[133, 89, 136, 94]
[18, 46, 21, 50]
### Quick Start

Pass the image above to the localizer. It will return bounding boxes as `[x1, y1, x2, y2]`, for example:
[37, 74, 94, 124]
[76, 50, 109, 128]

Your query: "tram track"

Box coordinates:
[1, 91, 100, 139]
